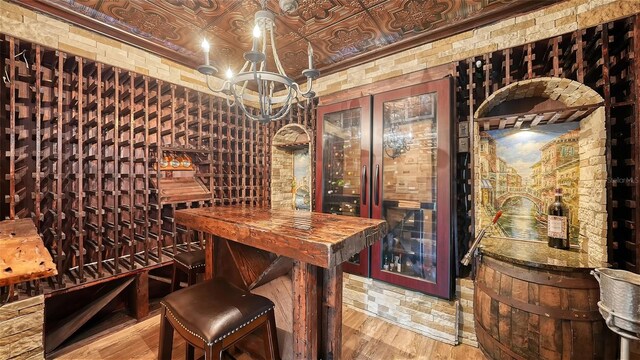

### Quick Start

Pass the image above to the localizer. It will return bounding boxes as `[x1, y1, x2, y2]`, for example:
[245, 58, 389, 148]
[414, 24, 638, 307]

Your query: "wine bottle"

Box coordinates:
[547, 187, 570, 249]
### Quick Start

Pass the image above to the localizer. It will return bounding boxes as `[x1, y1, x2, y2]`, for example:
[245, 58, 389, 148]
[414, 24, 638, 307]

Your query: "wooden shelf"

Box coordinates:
[475, 103, 602, 131]
[273, 141, 310, 150]
[152, 177, 212, 204]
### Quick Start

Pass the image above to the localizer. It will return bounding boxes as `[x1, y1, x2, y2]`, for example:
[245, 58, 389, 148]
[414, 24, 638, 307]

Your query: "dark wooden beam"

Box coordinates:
[292, 261, 318, 360]
[45, 277, 134, 353]
[321, 265, 343, 360]
[128, 271, 149, 320]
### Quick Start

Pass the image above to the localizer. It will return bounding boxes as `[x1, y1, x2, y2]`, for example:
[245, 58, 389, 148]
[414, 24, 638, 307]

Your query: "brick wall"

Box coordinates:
[0, 295, 44, 359]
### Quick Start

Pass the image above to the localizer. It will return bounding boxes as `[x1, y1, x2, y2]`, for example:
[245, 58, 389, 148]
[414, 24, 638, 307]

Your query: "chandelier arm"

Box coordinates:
[204, 75, 230, 93]
[297, 77, 315, 97]
[270, 28, 288, 77]
[240, 59, 250, 73]
[268, 87, 296, 121]
[225, 95, 234, 109]
[260, 29, 267, 72]
[232, 88, 261, 122]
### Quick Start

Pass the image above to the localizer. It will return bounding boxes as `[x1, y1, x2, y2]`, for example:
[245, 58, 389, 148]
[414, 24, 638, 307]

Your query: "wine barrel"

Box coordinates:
[474, 256, 615, 360]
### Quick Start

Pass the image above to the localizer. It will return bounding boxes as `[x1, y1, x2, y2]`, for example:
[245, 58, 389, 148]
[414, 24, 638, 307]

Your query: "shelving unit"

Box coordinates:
[0, 33, 315, 298]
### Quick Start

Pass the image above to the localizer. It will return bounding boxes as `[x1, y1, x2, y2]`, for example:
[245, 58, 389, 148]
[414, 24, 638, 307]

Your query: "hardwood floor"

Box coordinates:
[55, 307, 485, 360]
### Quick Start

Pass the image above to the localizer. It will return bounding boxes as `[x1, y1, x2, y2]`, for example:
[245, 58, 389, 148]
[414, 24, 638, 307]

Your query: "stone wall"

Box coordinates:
[578, 107, 608, 262]
[271, 124, 312, 210]
[343, 274, 476, 346]
[271, 146, 295, 210]
[0, 295, 44, 359]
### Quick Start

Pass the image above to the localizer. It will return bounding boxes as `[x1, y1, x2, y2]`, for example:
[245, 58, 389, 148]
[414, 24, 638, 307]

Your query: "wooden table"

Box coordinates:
[0, 218, 57, 287]
[175, 206, 387, 360]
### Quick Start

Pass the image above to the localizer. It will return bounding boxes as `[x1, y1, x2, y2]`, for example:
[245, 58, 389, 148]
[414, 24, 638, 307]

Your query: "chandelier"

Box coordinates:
[384, 124, 412, 159]
[197, 0, 319, 123]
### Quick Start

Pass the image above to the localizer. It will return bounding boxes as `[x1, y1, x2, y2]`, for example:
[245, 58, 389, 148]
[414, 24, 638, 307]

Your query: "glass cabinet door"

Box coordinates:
[316, 96, 371, 276]
[371, 79, 452, 298]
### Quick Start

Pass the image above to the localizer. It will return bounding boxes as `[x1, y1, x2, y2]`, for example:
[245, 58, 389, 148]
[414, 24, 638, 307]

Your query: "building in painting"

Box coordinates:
[530, 160, 543, 198]
[539, 129, 580, 198]
[506, 166, 522, 190]
[495, 157, 508, 197]
[479, 133, 497, 208]
[556, 159, 580, 226]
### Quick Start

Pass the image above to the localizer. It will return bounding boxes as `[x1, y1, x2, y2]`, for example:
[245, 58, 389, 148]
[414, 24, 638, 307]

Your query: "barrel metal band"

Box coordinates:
[475, 280, 602, 321]
[483, 256, 598, 289]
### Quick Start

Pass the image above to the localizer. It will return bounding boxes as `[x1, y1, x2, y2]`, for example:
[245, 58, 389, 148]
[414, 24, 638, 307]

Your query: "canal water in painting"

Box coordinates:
[499, 198, 547, 240]
[478, 122, 580, 244]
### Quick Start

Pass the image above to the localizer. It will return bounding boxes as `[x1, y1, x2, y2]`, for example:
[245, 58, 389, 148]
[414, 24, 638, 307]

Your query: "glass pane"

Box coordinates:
[380, 93, 437, 282]
[322, 108, 362, 264]
[322, 108, 362, 216]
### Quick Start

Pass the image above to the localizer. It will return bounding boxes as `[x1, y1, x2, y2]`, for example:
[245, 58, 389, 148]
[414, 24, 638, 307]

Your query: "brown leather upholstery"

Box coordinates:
[161, 278, 275, 344]
[174, 249, 206, 269]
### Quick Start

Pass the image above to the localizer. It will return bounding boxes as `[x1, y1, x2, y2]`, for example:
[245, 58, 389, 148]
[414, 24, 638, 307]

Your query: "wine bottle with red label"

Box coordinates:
[547, 187, 570, 249]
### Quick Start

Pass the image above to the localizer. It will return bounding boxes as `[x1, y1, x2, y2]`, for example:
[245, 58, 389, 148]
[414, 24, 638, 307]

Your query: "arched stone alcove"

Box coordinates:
[473, 77, 608, 263]
[271, 124, 313, 211]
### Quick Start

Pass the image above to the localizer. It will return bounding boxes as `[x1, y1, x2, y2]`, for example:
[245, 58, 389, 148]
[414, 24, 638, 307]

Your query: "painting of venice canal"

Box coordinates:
[478, 123, 580, 244]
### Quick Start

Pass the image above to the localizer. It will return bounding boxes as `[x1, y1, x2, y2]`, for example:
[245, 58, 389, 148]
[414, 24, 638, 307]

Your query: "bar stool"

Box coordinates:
[171, 249, 206, 291]
[159, 277, 280, 360]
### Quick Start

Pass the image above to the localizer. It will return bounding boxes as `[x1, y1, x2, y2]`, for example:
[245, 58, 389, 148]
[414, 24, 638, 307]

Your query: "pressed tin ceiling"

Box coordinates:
[15, 0, 555, 81]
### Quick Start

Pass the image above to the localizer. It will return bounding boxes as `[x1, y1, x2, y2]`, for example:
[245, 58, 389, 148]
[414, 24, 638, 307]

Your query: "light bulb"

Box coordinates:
[225, 68, 233, 79]
[201, 39, 210, 52]
[253, 24, 261, 38]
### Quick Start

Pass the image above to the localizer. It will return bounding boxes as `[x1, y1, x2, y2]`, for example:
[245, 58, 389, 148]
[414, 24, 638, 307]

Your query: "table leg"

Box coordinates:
[321, 265, 343, 360]
[204, 233, 215, 280]
[292, 260, 318, 360]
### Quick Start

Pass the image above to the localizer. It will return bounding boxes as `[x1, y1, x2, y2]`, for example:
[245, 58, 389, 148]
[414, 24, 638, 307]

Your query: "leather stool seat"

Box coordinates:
[158, 278, 280, 360]
[174, 249, 206, 269]
[171, 249, 206, 291]
[162, 278, 274, 344]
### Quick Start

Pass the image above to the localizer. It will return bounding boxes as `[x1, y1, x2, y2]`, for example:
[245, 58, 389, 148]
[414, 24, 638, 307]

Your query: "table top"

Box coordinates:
[479, 237, 609, 271]
[175, 206, 388, 269]
[0, 218, 57, 286]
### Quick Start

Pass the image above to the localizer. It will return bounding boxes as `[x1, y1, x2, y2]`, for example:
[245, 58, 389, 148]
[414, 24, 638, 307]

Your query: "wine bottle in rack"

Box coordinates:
[547, 187, 570, 250]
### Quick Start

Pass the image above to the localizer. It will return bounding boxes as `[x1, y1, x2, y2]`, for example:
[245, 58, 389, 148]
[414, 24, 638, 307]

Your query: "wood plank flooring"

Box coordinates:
[55, 307, 486, 360]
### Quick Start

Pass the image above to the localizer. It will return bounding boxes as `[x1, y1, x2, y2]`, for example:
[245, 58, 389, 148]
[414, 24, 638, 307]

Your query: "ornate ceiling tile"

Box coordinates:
[389, 0, 453, 34]
[273, 0, 365, 39]
[109, 4, 180, 41]
[309, 12, 380, 64]
[18, 0, 552, 81]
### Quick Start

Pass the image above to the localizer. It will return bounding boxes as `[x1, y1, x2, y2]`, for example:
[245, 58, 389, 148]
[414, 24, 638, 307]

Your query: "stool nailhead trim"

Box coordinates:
[161, 302, 274, 346]
[174, 260, 206, 270]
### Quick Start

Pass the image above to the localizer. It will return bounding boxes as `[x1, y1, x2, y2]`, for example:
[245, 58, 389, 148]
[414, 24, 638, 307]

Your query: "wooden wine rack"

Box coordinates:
[0, 33, 314, 301]
[455, 15, 640, 274]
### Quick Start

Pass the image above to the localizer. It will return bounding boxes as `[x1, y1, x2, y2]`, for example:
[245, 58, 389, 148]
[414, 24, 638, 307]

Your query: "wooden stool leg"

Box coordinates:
[205, 342, 223, 360]
[264, 310, 280, 360]
[158, 306, 174, 360]
[188, 268, 196, 287]
[185, 343, 195, 360]
[171, 264, 180, 292]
